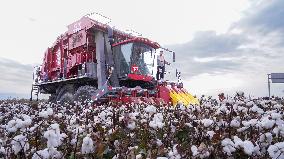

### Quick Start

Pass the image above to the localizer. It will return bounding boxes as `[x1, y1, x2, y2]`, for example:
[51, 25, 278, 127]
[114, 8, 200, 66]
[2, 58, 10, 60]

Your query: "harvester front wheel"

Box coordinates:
[74, 86, 97, 104]
[56, 85, 75, 104]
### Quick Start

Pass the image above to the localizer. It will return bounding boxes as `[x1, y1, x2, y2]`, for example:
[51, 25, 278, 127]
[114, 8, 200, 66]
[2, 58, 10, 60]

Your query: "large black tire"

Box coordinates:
[48, 94, 57, 103]
[74, 86, 97, 104]
[56, 85, 75, 104]
[58, 92, 74, 104]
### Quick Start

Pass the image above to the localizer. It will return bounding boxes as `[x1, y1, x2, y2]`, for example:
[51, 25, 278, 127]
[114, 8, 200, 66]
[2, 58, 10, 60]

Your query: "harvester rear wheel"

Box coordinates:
[74, 86, 97, 104]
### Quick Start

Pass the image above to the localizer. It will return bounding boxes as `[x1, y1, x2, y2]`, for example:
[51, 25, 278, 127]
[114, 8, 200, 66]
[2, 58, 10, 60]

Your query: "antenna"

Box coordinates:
[125, 29, 142, 37]
[84, 12, 112, 24]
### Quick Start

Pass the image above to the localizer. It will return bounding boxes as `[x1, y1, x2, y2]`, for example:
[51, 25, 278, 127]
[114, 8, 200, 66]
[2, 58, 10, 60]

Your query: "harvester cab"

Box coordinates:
[30, 15, 199, 106]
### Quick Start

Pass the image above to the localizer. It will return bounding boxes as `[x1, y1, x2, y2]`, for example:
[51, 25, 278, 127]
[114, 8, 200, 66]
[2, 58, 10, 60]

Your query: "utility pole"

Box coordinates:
[267, 74, 271, 98]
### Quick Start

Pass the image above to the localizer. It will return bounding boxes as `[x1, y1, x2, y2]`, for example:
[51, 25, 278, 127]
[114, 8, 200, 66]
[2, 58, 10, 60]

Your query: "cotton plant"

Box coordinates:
[0, 96, 284, 158]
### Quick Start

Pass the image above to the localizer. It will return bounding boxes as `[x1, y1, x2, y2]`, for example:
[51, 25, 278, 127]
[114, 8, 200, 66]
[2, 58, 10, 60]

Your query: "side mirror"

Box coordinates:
[173, 52, 176, 62]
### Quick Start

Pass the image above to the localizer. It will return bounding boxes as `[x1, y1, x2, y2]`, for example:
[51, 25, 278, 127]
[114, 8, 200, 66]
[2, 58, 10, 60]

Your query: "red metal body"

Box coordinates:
[33, 16, 188, 105]
[40, 16, 159, 82]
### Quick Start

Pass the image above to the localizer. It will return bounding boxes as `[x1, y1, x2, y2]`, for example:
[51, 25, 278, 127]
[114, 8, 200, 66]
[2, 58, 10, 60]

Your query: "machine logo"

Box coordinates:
[131, 65, 139, 73]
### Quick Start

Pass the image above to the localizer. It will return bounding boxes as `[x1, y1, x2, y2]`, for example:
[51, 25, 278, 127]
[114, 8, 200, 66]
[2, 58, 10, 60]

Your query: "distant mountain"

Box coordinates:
[0, 93, 30, 100]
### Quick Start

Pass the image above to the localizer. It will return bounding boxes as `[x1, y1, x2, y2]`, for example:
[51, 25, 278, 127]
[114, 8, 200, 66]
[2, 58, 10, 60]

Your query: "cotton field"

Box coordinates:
[0, 94, 284, 159]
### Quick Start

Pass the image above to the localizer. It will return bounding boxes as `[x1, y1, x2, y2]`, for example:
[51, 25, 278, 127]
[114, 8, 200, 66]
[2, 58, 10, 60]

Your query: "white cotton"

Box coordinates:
[233, 136, 243, 148]
[81, 135, 94, 154]
[246, 101, 254, 107]
[32, 147, 62, 159]
[191, 145, 199, 156]
[157, 139, 163, 146]
[185, 123, 193, 127]
[237, 106, 248, 113]
[71, 138, 77, 145]
[268, 142, 284, 159]
[260, 117, 275, 129]
[201, 119, 214, 127]
[265, 133, 273, 143]
[0, 146, 5, 155]
[206, 131, 215, 140]
[144, 105, 157, 114]
[136, 154, 142, 159]
[43, 124, 64, 148]
[273, 104, 283, 109]
[271, 113, 282, 120]
[242, 119, 258, 127]
[230, 118, 241, 127]
[6, 119, 17, 132]
[242, 140, 255, 155]
[57, 113, 63, 118]
[149, 113, 164, 129]
[127, 121, 136, 130]
[237, 127, 248, 132]
[39, 110, 49, 118]
[168, 144, 181, 159]
[11, 134, 29, 154]
[32, 148, 49, 159]
[221, 138, 236, 156]
[15, 119, 24, 129]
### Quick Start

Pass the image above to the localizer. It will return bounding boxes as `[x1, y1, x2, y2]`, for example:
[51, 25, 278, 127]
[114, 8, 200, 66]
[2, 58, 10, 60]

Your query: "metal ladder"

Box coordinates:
[30, 84, 39, 101]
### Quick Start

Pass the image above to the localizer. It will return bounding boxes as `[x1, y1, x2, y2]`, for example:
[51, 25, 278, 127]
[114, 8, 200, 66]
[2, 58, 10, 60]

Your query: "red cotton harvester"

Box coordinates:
[30, 14, 199, 106]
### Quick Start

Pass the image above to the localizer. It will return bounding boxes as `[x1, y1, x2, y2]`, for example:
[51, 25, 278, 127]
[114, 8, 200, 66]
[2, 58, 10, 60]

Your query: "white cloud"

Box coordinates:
[0, 0, 283, 98]
[184, 73, 244, 97]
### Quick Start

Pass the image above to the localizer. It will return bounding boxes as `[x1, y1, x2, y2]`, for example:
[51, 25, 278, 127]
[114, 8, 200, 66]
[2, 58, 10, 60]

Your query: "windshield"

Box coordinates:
[132, 43, 155, 75]
[113, 42, 156, 78]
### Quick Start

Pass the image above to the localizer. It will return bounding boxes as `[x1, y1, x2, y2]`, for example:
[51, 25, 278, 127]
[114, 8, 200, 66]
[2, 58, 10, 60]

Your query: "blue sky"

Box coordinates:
[0, 0, 283, 98]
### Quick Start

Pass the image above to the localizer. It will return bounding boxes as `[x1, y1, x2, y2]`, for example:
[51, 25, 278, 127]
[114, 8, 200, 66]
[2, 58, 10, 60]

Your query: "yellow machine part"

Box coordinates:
[169, 88, 199, 106]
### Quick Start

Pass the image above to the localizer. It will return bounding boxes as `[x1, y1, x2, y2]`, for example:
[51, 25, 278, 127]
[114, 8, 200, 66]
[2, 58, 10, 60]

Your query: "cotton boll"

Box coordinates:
[81, 135, 94, 154]
[57, 113, 63, 118]
[201, 119, 214, 127]
[230, 118, 241, 128]
[251, 105, 264, 114]
[11, 134, 29, 154]
[233, 136, 243, 149]
[157, 139, 163, 146]
[260, 117, 275, 129]
[268, 142, 284, 159]
[39, 110, 49, 118]
[127, 121, 136, 130]
[32, 148, 49, 159]
[246, 101, 254, 107]
[149, 113, 164, 129]
[242, 140, 255, 155]
[273, 104, 283, 109]
[206, 131, 215, 140]
[242, 119, 258, 127]
[48, 147, 62, 158]
[191, 145, 199, 156]
[71, 138, 77, 145]
[6, 119, 17, 132]
[168, 144, 181, 159]
[15, 119, 24, 129]
[43, 124, 64, 148]
[271, 113, 282, 120]
[32, 147, 62, 159]
[144, 105, 157, 114]
[135, 154, 142, 159]
[0, 146, 5, 156]
[221, 138, 236, 156]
